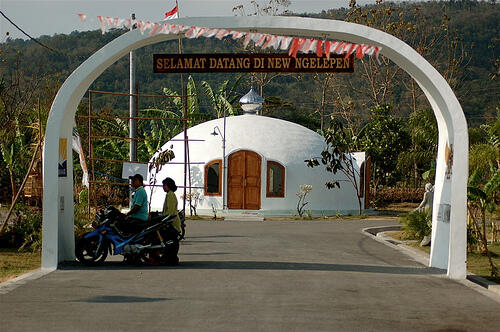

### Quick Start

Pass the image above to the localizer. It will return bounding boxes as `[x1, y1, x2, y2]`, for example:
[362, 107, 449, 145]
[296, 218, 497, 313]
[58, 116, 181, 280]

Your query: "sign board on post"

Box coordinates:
[153, 53, 354, 73]
[122, 162, 149, 183]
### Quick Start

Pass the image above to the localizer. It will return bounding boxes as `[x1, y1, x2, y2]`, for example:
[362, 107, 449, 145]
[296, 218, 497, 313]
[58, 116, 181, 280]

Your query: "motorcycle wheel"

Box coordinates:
[75, 236, 108, 265]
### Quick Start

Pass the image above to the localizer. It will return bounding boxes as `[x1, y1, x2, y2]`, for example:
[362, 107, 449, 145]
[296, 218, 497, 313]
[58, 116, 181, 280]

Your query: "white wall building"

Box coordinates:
[147, 113, 368, 216]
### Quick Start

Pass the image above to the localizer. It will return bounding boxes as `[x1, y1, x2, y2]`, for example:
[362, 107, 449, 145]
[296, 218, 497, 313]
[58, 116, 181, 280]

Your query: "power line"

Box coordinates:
[0, 9, 62, 55]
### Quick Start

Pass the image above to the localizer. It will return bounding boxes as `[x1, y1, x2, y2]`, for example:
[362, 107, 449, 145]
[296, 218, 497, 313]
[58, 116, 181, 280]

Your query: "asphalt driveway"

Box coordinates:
[1, 219, 499, 331]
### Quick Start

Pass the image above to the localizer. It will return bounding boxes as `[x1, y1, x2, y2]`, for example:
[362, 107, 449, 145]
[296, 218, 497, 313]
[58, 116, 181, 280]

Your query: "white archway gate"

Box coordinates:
[42, 16, 468, 279]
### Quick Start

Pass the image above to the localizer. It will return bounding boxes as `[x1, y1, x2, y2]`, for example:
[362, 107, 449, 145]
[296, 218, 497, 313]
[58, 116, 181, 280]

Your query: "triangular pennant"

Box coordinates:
[123, 19, 131, 29]
[185, 26, 199, 39]
[203, 28, 218, 38]
[150, 22, 160, 35]
[215, 29, 229, 40]
[158, 23, 170, 34]
[231, 31, 245, 40]
[195, 27, 207, 38]
[255, 34, 268, 47]
[324, 41, 331, 59]
[97, 16, 106, 34]
[279, 36, 292, 50]
[104, 16, 114, 28]
[243, 33, 254, 48]
[316, 40, 323, 57]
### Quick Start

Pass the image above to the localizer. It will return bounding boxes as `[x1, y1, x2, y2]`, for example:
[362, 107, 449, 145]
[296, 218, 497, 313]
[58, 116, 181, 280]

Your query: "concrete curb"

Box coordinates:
[467, 274, 500, 296]
[362, 225, 500, 301]
[0, 268, 55, 295]
[362, 225, 430, 267]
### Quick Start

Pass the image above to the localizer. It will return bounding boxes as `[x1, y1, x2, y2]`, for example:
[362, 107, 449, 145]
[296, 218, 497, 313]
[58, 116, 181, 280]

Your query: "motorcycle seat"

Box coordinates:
[150, 214, 176, 225]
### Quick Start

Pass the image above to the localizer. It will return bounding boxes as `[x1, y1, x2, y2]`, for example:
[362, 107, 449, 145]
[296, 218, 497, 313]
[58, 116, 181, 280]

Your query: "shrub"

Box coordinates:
[74, 188, 92, 238]
[372, 187, 425, 204]
[0, 204, 42, 252]
[399, 210, 431, 241]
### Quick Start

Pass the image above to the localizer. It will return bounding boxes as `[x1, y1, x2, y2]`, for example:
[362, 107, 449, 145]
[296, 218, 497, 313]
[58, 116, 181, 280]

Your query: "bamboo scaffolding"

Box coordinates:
[88, 89, 207, 98]
[78, 115, 190, 121]
[89, 135, 204, 142]
[89, 157, 204, 165]
[85, 85, 204, 220]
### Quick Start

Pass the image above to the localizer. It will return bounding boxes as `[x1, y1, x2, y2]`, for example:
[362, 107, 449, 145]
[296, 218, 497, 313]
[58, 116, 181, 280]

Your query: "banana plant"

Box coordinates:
[163, 75, 205, 127]
[0, 124, 28, 203]
[467, 167, 500, 277]
[201, 77, 242, 118]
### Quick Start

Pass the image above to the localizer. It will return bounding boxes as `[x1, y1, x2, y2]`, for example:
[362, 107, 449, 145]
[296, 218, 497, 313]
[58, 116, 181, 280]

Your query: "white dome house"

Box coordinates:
[147, 88, 369, 216]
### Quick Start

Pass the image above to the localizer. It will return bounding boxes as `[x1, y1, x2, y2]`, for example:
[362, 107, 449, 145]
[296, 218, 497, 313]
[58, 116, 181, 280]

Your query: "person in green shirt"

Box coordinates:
[162, 177, 181, 233]
[118, 174, 149, 235]
[127, 174, 149, 221]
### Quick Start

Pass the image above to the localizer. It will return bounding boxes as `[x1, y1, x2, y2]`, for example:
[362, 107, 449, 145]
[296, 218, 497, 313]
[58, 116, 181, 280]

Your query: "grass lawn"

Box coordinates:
[0, 249, 41, 283]
[386, 231, 500, 283]
[467, 243, 500, 283]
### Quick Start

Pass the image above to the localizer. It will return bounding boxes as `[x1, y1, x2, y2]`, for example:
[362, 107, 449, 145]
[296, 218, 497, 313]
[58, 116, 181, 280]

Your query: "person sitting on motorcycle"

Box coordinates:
[162, 177, 181, 234]
[119, 173, 149, 234]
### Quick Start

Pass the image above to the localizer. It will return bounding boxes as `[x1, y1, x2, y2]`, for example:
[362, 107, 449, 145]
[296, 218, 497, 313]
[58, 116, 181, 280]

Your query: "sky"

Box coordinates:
[0, 0, 380, 41]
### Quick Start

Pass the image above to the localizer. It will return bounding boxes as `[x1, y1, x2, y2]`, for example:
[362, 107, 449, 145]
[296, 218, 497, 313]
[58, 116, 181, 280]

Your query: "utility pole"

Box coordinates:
[129, 13, 137, 163]
[129, 13, 137, 209]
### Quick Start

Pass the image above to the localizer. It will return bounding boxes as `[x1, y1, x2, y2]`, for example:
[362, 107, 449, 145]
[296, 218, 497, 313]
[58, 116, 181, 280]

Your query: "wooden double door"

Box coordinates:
[227, 150, 261, 210]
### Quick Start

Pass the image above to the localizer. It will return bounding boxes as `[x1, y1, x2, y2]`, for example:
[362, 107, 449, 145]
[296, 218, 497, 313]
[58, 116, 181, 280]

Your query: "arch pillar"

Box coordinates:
[42, 16, 467, 279]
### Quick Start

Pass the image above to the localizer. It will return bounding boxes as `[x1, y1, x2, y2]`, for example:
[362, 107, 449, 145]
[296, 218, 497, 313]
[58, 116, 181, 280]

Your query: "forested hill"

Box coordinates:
[0, 0, 498, 127]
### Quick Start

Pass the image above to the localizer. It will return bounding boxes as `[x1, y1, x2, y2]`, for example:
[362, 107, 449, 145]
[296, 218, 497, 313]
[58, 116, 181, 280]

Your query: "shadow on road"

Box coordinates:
[185, 235, 247, 239]
[61, 260, 444, 275]
[182, 252, 237, 256]
[73, 295, 170, 303]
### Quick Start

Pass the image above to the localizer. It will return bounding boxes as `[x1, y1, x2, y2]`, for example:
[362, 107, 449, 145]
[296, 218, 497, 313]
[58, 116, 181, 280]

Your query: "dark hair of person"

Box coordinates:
[129, 173, 143, 183]
[162, 177, 177, 192]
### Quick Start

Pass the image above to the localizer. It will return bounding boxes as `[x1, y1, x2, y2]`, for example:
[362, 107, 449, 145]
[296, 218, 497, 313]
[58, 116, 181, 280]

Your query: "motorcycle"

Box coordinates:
[75, 204, 182, 266]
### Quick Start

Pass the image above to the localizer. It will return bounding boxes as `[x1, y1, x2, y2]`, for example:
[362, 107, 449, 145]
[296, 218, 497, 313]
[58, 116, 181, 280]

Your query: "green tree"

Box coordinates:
[357, 104, 410, 188]
[469, 109, 500, 179]
[397, 108, 438, 187]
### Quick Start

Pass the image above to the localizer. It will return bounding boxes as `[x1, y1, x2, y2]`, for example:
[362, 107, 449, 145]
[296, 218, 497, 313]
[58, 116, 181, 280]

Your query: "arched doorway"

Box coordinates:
[227, 150, 261, 210]
[42, 16, 468, 279]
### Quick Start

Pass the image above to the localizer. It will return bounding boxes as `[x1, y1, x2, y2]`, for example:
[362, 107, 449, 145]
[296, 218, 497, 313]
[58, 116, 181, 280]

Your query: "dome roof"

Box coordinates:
[154, 114, 325, 165]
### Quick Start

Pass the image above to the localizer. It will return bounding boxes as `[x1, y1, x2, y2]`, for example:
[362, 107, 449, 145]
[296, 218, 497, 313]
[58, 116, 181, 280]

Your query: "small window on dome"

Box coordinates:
[205, 160, 221, 196]
[267, 161, 285, 197]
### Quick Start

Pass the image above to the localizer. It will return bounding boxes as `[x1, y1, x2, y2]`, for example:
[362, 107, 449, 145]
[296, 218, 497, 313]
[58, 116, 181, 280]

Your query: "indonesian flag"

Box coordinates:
[164, 5, 179, 20]
[77, 13, 87, 22]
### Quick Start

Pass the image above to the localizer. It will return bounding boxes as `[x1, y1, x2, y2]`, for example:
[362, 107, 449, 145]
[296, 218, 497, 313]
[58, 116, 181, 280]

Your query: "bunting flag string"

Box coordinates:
[78, 13, 381, 60]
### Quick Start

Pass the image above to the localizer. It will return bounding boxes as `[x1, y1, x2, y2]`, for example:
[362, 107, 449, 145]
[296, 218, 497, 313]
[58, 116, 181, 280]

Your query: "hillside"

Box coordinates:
[0, 0, 499, 127]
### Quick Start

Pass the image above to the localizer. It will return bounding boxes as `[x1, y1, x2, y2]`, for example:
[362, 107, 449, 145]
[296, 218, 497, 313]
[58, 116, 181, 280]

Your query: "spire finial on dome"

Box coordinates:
[240, 77, 264, 115]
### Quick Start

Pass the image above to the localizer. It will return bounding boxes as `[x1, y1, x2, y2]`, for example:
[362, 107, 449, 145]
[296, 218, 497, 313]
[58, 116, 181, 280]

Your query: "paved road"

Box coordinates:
[1, 219, 500, 331]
